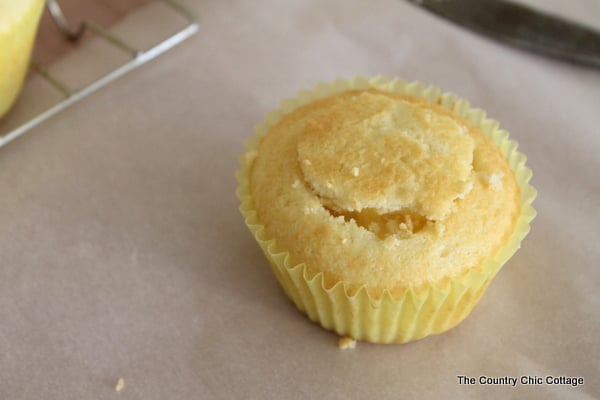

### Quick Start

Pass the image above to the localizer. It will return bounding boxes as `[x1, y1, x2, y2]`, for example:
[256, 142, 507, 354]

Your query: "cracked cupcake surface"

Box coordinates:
[248, 88, 521, 299]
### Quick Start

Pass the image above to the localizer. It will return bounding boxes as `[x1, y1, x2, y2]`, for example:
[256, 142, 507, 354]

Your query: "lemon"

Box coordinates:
[0, 0, 45, 118]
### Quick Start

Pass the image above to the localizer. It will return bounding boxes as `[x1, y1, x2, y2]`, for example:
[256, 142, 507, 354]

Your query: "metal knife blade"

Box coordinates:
[406, 0, 600, 68]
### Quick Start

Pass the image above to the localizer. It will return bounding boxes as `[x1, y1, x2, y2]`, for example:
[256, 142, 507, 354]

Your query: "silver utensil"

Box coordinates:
[406, 0, 600, 68]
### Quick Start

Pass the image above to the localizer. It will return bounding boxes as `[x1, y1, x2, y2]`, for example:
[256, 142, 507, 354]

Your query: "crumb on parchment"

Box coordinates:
[115, 378, 125, 392]
[338, 337, 357, 350]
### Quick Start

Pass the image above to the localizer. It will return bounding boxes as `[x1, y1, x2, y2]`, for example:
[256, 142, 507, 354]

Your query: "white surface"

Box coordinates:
[0, 0, 598, 399]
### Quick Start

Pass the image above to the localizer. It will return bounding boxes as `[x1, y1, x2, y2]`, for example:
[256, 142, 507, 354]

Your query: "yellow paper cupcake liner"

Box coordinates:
[236, 76, 537, 344]
[0, 0, 45, 118]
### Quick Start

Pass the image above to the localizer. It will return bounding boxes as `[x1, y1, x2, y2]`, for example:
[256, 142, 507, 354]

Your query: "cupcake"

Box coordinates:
[0, 0, 45, 118]
[237, 77, 536, 344]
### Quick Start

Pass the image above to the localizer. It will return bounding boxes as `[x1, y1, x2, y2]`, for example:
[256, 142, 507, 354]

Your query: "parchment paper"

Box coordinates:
[0, 0, 598, 399]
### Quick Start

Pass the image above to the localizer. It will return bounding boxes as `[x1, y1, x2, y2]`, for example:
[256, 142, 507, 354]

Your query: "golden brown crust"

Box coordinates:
[249, 89, 520, 298]
[297, 90, 474, 220]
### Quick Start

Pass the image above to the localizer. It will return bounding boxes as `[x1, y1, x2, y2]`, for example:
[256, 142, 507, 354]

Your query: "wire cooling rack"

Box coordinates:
[0, 0, 198, 148]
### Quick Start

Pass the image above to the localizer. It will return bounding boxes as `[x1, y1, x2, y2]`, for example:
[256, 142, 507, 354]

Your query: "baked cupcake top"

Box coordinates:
[249, 89, 521, 298]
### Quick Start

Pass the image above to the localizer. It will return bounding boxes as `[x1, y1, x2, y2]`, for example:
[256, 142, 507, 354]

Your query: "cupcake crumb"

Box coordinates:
[303, 206, 319, 215]
[456, 180, 474, 199]
[341, 237, 349, 245]
[351, 167, 360, 177]
[338, 337, 357, 350]
[434, 222, 446, 236]
[115, 378, 125, 392]
[367, 221, 380, 234]
[302, 159, 312, 166]
[488, 173, 504, 191]
[292, 179, 301, 189]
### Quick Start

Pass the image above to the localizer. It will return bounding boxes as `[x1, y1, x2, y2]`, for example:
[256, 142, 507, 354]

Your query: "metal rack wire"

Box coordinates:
[0, 0, 198, 148]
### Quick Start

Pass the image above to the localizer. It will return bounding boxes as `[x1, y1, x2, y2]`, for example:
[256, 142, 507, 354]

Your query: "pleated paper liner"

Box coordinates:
[236, 76, 537, 344]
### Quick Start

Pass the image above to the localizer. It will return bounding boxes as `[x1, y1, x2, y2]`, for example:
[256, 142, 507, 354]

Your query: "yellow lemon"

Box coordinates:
[0, 0, 45, 118]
